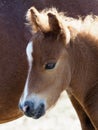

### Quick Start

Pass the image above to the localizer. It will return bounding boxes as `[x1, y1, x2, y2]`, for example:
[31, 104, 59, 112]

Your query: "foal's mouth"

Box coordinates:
[19, 98, 46, 119]
[24, 102, 45, 119]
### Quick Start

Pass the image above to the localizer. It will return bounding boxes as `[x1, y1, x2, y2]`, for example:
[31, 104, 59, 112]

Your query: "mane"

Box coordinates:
[47, 8, 98, 38]
[26, 7, 98, 40]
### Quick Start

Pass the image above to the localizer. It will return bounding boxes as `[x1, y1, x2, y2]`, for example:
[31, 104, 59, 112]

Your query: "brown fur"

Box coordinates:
[20, 7, 98, 130]
[1, 0, 98, 124]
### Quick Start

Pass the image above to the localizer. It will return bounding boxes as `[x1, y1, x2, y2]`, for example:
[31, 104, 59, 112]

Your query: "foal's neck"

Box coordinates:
[66, 32, 98, 102]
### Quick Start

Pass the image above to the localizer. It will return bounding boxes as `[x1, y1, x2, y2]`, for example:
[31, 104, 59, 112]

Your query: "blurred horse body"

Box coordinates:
[1, 0, 98, 123]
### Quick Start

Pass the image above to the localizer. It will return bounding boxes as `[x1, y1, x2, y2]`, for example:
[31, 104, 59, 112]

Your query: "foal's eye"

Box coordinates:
[45, 63, 56, 70]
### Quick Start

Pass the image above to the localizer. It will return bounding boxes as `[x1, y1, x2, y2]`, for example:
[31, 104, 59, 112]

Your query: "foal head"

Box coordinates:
[19, 7, 71, 119]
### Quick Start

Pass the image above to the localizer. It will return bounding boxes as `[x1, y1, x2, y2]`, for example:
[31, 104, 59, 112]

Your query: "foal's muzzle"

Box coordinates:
[19, 100, 45, 119]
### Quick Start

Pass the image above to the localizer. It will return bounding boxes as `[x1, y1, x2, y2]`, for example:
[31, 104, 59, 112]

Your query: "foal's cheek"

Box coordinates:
[45, 81, 63, 109]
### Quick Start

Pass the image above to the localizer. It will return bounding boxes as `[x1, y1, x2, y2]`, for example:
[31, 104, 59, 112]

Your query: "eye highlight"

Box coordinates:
[45, 63, 56, 70]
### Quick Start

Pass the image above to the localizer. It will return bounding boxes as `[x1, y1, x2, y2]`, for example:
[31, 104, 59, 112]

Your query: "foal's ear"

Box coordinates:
[26, 7, 40, 32]
[48, 12, 70, 44]
[26, 7, 50, 32]
[48, 13, 61, 35]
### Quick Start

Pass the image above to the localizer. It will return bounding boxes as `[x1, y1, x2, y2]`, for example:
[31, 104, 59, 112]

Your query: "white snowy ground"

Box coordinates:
[0, 91, 81, 130]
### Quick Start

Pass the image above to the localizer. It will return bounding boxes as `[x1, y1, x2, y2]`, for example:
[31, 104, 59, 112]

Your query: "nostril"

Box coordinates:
[23, 101, 33, 112]
[18, 101, 35, 117]
[40, 103, 45, 109]
[23, 104, 30, 113]
[19, 101, 34, 113]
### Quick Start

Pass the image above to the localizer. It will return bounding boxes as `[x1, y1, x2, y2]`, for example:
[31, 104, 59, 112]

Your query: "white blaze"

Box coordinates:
[26, 41, 33, 67]
[19, 41, 47, 110]
[20, 41, 33, 104]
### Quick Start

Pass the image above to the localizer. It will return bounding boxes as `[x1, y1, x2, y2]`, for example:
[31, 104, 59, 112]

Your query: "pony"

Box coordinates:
[1, 0, 98, 123]
[19, 7, 98, 130]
